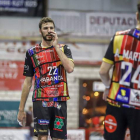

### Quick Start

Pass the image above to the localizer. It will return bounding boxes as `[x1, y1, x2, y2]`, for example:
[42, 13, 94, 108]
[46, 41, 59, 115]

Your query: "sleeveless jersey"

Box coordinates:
[23, 44, 73, 102]
[103, 28, 140, 107]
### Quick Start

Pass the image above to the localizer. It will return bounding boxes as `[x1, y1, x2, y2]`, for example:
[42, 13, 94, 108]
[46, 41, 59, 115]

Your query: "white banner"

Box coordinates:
[86, 12, 136, 36]
[0, 41, 107, 62]
[48, 129, 85, 140]
[0, 129, 85, 140]
[0, 41, 36, 61]
[67, 129, 85, 140]
[68, 43, 107, 62]
[0, 129, 29, 140]
[48, 10, 83, 36]
[93, 82, 105, 91]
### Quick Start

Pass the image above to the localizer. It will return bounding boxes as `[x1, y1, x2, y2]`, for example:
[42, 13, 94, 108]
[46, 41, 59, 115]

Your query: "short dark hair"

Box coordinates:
[137, 1, 140, 13]
[39, 17, 55, 29]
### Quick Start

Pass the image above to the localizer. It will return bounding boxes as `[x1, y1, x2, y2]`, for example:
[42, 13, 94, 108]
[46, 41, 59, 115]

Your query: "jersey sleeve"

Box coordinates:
[23, 51, 34, 77]
[103, 37, 114, 64]
[64, 45, 74, 62]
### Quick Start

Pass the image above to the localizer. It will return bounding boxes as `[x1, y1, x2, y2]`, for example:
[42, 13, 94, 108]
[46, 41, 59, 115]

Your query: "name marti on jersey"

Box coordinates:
[115, 49, 140, 61]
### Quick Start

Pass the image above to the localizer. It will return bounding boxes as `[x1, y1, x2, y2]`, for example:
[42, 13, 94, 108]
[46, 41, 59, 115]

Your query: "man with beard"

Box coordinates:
[17, 17, 74, 140]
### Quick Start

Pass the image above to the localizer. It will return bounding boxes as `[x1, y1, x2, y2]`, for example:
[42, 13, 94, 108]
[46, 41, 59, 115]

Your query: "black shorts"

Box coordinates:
[33, 101, 67, 139]
[104, 103, 140, 140]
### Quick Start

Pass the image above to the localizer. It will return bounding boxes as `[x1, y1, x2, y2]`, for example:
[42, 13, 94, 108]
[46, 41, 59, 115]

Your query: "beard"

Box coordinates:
[41, 31, 53, 41]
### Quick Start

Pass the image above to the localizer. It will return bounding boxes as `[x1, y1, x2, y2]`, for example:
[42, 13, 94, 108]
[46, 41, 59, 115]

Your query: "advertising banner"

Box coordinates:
[0, 41, 35, 61]
[49, 129, 85, 140]
[0, 129, 85, 140]
[0, 41, 106, 62]
[93, 81, 105, 92]
[0, 129, 29, 140]
[0, 60, 25, 90]
[0, 128, 130, 140]
[0, 0, 43, 17]
[0, 101, 20, 127]
[67, 129, 85, 140]
[49, 11, 136, 37]
[86, 12, 136, 36]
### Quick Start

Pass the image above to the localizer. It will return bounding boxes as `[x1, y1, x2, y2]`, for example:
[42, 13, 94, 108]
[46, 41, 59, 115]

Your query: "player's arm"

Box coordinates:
[17, 50, 34, 126]
[99, 37, 114, 100]
[18, 76, 33, 111]
[17, 76, 33, 126]
[55, 45, 74, 73]
[99, 62, 112, 88]
[99, 62, 113, 101]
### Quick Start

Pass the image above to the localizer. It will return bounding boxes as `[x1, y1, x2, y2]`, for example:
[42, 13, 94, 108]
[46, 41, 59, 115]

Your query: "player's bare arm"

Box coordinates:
[17, 76, 33, 126]
[99, 61, 112, 101]
[50, 31, 74, 73]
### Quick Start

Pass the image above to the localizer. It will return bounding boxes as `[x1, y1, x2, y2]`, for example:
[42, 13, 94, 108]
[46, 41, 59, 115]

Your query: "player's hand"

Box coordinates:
[49, 31, 58, 48]
[103, 88, 109, 101]
[17, 111, 26, 126]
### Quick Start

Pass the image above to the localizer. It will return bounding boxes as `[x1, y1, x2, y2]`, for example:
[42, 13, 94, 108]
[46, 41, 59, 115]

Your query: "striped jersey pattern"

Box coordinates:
[103, 28, 140, 107]
[28, 44, 70, 101]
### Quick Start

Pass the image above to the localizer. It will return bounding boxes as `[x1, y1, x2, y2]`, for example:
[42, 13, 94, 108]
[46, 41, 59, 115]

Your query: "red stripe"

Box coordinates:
[129, 38, 138, 65]
[35, 98, 49, 101]
[55, 116, 65, 119]
[31, 57, 36, 67]
[120, 35, 127, 54]
[131, 38, 138, 52]
[114, 63, 121, 82]
[35, 68, 40, 78]
[46, 51, 52, 62]
[136, 41, 140, 53]
[53, 128, 63, 132]
[54, 48, 60, 61]
[34, 90, 37, 98]
[125, 36, 134, 51]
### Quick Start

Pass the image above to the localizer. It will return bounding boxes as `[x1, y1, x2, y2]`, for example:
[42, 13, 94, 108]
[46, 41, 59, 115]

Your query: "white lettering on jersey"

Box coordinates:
[123, 50, 140, 61]
[41, 76, 63, 82]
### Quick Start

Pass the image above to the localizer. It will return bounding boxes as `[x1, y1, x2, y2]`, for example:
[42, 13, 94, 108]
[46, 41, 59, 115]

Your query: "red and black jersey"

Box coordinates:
[103, 28, 140, 107]
[23, 44, 73, 102]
